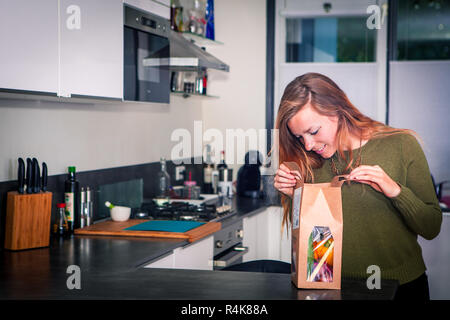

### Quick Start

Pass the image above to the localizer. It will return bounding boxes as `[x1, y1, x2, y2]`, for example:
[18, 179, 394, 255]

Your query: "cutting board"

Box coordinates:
[74, 219, 221, 243]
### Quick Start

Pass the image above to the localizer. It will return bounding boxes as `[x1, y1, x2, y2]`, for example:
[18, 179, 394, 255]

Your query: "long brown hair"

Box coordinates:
[275, 73, 416, 229]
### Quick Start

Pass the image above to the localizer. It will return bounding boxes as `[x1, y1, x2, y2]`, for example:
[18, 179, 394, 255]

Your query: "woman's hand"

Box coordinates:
[274, 163, 302, 198]
[348, 165, 401, 198]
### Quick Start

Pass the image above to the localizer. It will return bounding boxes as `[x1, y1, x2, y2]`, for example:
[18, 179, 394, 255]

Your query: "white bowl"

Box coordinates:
[110, 206, 131, 222]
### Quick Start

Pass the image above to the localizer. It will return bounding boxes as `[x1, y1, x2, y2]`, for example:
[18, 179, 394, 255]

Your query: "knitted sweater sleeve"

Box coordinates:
[390, 134, 443, 240]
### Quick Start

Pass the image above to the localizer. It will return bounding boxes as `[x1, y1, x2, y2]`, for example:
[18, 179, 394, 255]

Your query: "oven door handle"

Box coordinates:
[213, 246, 249, 268]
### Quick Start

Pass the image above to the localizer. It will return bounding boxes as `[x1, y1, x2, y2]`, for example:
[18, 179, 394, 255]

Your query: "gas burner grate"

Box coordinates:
[138, 200, 235, 222]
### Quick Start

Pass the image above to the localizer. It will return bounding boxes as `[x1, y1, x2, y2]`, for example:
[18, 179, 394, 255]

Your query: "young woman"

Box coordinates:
[274, 73, 442, 300]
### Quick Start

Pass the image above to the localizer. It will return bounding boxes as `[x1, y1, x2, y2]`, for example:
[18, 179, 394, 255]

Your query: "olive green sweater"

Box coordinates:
[313, 133, 442, 285]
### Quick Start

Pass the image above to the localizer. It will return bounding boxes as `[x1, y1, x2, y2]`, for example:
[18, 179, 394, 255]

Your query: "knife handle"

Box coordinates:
[42, 162, 48, 192]
[26, 158, 32, 194]
[32, 158, 40, 193]
[18, 158, 25, 194]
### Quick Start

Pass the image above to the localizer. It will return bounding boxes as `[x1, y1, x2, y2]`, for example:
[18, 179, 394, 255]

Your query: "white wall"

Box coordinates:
[0, 95, 203, 182]
[389, 61, 450, 182]
[201, 0, 267, 178]
[277, 63, 379, 121]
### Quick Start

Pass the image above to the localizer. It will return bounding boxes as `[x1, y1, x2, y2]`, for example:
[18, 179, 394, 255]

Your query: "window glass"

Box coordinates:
[397, 0, 450, 60]
[286, 17, 376, 63]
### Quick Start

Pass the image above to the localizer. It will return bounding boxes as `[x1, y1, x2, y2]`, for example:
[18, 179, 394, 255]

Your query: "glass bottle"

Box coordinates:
[205, 0, 215, 40]
[64, 166, 79, 232]
[203, 144, 214, 194]
[53, 203, 68, 237]
[217, 150, 227, 169]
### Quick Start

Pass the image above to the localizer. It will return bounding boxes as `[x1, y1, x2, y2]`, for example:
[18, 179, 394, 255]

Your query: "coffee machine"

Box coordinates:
[236, 151, 263, 198]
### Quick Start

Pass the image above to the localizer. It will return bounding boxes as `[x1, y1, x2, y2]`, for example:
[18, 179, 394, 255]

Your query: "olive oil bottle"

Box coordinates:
[64, 166, 80, 232]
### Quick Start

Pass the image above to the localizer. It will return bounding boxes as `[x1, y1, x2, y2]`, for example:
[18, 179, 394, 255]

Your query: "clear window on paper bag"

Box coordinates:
[307, 226, 334, 282]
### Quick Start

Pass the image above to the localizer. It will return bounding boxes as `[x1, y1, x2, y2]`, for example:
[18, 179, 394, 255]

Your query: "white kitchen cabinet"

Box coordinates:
[0, 0, 59, 94]
[243, 206, 291, 264]
[172, 235, 213, 270]
[59, 0, 123, 99]
[242, 211, 258, 262]
[144, 251, 174, 268]
[0, 0, 123, 99]
[144, 235, 214, 270]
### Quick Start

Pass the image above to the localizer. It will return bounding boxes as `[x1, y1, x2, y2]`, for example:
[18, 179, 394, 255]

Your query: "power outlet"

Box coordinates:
[175, 166, 185, 181]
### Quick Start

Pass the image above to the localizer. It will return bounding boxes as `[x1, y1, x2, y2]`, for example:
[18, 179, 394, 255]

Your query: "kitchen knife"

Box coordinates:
[32, 158, 40, 193]
[41, 162, 48, 192]
[17, 158, 25, 194]
[26, 158, 33, 194]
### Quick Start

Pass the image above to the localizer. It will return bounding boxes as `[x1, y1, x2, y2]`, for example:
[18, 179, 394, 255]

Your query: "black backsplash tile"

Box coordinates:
[0, 157, 204, 250]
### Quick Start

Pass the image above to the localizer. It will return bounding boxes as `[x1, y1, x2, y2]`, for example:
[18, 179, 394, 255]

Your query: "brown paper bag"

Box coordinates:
[284, 162, 345, 290]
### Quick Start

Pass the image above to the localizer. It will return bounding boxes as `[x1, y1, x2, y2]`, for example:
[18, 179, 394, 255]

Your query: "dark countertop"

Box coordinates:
[220, 196, 269, 228]
[0, 196, 398, 300]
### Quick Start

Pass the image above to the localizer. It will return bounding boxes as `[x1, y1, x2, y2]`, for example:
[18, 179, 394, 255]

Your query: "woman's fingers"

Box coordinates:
[348, 165, 382, 180]
[274, 178, 296, 189]
[351, 177, 382, 192]
[291, 171, 302, 181]
[275, 175, 296, 184]
[278, 164, 302, 181]
[274, 164, 302, 198]
[273, 176, 294, 197]
[349, 165, 401, 198]
[275, 172, 295, 183]
[277, 166, 295, 180]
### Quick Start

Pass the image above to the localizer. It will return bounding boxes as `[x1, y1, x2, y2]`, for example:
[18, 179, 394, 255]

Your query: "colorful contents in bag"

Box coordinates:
[307, 226, 334, 282]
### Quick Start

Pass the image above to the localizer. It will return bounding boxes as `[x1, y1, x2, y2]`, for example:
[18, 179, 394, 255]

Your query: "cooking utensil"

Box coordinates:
[26, 158, 32, 194]
[41, 162, 48, 192]
[17, 158, 25, 194]
[86, 187, 93, 226]
[32, 158, 40, 193]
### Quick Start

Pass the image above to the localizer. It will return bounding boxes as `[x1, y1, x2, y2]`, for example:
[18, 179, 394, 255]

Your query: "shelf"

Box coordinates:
[171, 91, 219, 99]
[180, 32, 223, 46]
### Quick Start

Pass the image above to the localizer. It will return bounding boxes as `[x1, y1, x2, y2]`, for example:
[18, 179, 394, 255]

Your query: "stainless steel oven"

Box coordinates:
[124, 5, 170, 103]
[213, 220, 249, 270]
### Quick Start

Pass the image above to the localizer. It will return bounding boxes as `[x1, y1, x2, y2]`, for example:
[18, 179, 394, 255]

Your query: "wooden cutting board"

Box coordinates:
[74, 219, 221, 243]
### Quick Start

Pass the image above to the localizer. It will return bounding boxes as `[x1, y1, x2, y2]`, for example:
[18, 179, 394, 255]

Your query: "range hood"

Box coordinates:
[143, 31, 230, 72]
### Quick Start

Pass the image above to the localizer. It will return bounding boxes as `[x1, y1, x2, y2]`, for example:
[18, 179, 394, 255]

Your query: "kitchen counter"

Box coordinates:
[220, 196, 269, 228]
[0, 197, 398, 300]
[0, 236, 397, 300]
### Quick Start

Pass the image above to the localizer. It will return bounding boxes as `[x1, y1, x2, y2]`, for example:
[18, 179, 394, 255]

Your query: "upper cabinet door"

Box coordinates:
[0, 0, 58, 94]
[59, 0, 123, 99]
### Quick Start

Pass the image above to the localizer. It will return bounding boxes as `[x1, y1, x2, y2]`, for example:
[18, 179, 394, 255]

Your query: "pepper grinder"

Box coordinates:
[79, 187, 87, 228]
[86, 187, 93, 226]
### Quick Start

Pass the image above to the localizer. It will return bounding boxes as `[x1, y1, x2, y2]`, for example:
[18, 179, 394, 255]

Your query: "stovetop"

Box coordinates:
[137, 200, 236, 222]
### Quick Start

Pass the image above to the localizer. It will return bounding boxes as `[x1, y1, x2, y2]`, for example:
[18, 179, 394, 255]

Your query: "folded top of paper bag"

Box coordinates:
[282, 161, 349, 188]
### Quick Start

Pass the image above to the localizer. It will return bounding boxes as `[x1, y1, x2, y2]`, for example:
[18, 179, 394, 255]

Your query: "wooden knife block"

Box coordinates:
[4, 191, 53, 251]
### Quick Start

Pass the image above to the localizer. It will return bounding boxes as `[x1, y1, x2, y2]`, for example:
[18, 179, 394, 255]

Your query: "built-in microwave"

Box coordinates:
[123, 5, 170, 103]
